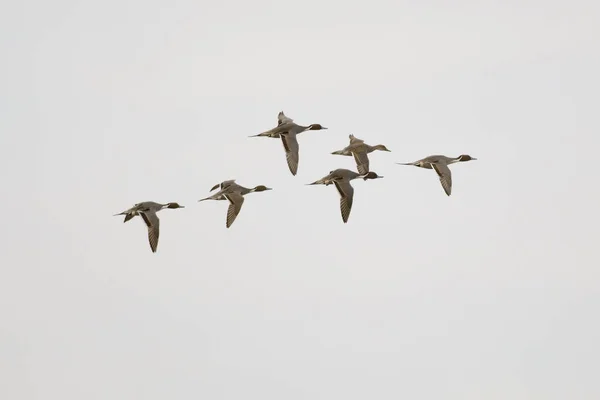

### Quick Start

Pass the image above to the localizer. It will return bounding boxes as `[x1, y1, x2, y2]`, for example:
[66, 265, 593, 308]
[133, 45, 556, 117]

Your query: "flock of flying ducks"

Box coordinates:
[114, 111, 477, 253]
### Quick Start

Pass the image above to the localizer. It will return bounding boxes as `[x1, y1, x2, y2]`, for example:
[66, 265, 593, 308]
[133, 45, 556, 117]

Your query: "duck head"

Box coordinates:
[457, 154, 477, 162]
[307, 124, 327, 131]
[252, 185, 272, 192]
[373, 144, 391, 152]
[165, 202, 185, 209]
[362, 171, 384, 180]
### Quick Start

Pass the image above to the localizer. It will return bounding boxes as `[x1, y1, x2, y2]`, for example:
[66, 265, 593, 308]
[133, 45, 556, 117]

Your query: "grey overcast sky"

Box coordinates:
[1, 0, 598, 399]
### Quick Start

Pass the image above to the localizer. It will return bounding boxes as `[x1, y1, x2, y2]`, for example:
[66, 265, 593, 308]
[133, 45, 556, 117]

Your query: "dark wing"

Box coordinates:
[224, 193, 245, 228]
[333, 180, 355, 223]
[281, 134, 300, 176]
[431, 163, 452, 196]
[352, 151, 370, 175]
[139, 211, 160, 253]
[123, 212, 136, 223]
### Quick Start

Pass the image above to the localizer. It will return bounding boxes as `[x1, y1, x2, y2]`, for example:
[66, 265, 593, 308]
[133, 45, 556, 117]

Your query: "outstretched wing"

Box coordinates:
[123, 212, 136, 223]
[278, 111, 294, 125]
[349, 134, 364, 145]
[431, 163, 452, 196]
[224, 193, 245, 228]
[333, 180, 355, 223]
[281, 134, 300, 176]
[139, 211, 160, 253]
[352, 151, 370, 175]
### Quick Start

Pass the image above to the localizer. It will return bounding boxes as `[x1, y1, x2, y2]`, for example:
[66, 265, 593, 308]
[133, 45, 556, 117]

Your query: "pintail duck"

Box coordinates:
[114, 201, 184, 253]
[198, 180, 272, 228]
[331, 134, 391, 174]
[397, 154, 476, 196]
[249, 111, 327, 176]
[307, 168, 383, 223]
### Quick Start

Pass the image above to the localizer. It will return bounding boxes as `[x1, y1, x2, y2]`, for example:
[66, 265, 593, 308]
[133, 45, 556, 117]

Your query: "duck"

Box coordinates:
[249, 111, 327, 176]
[114, 201, 185, 253]
[331, 134, 391, 174]
[198, 180, 272, 228]
[397, 154, 477, 196]
[307, 168, 383, 223]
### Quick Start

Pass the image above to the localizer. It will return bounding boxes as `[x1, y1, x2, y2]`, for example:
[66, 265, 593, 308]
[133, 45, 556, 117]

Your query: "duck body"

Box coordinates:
[249, 111, 327, 175]
[114, 201, 184, 253]
[331, 134, 391, 174]
[307, 168, 383, 223]
[398, 154, 476, 196]
[199, 180, 272, 228]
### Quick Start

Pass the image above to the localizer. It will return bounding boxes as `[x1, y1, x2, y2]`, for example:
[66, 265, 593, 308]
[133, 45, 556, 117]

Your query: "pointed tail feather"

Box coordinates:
[306, 179, 329, 185]
[249, 131, 278, 138]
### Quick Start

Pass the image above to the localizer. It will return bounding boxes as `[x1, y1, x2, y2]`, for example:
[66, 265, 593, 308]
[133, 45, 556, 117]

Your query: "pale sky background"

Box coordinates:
[1, 0, 599, 399]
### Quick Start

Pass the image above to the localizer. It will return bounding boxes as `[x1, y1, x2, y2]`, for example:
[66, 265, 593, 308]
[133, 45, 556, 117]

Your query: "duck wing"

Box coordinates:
[281, 134, 300, 176]
[431, 163, 452, 196]
[123, 212, 137, 223]
[139, 211, 160, 253]
[224, 193, 245, 228]
[333, 180, 355, 223]
[349, 134, 364, 145]
[352, 151, 370, 175]
[278, 111, 294, 125]
[210, 180, 236, 191]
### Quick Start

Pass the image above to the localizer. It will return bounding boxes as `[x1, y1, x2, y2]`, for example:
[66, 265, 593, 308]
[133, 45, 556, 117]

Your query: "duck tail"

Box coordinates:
[197, 197, 211, 202]
[249, 130, 275, 138]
